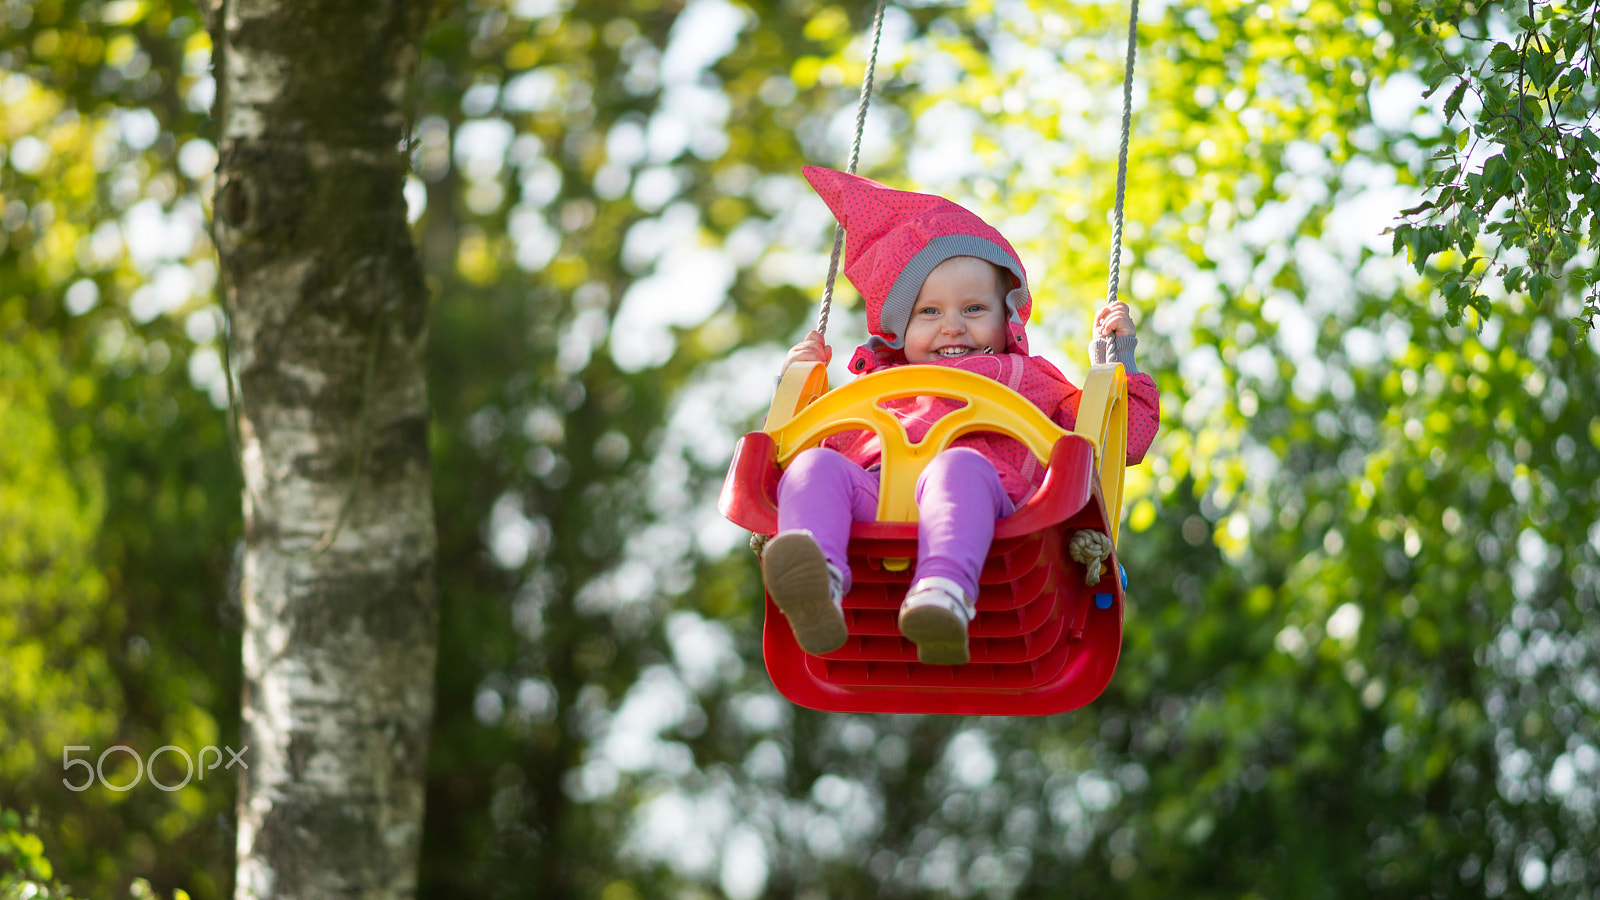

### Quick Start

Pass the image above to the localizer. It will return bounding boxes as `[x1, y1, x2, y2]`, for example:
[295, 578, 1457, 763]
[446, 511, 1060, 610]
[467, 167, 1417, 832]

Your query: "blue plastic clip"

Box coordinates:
[1119, 564, 1128, 589]
[1094, 592, 1113, 609]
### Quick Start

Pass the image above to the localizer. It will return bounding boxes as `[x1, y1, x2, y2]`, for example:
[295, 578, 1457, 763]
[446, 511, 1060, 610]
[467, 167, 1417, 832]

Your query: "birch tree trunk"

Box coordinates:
[210, 0, 438, 896]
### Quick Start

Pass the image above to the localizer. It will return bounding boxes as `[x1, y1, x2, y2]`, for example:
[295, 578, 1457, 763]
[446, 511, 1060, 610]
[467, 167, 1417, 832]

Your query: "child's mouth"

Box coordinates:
[937, 346, 973, 358]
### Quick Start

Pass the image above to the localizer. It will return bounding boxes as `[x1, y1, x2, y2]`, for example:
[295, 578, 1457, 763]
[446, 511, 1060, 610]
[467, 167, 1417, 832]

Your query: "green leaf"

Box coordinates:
[1478, 152, 1516, 196]
[1529, 273, 1555, 306]
[1482, 154, 1512, 196]
[1421, 58, 1456, 90]
[1483, 78, 1510, 109]
[1399, 224, 1451, 274]
[1489, 43, 1520, 72]
[1443, 79, 1469, 122]
[1502, 265, 1528, 293]
[1526, 52, 1553, 91]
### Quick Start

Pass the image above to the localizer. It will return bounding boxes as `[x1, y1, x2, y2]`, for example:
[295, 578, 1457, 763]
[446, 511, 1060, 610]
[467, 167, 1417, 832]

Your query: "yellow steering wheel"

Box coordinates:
[763, 362, 1129, 543]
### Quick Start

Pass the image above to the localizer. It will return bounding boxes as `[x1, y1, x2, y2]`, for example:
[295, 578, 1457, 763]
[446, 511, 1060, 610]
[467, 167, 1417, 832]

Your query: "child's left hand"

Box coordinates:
[1094, 301, 1137, 338]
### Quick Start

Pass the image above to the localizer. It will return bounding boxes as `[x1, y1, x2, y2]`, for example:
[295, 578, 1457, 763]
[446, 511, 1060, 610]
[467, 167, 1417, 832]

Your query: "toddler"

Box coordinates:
[764, 166, 1161, 665]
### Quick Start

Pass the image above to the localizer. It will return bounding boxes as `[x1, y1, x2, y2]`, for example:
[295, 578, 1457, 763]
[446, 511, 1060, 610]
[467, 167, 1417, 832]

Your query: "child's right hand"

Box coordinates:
[783, 330, 832, 371]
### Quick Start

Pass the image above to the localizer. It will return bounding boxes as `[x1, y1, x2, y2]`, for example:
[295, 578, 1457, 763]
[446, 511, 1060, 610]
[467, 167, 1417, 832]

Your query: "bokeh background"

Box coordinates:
[3, 0, 1599, 897]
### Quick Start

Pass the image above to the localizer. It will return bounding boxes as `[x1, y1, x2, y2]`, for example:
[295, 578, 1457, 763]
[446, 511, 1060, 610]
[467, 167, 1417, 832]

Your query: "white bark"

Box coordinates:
[213, 0, 437, 896]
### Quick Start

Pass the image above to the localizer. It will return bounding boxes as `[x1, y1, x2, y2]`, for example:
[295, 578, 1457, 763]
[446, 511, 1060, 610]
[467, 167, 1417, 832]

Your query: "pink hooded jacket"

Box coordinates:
[802, 166, 1161, 503]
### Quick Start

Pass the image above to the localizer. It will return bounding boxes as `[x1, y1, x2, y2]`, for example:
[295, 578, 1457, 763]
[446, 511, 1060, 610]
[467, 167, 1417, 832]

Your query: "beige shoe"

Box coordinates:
[761, 531, 847, 654]
[897, 577, 976, 665]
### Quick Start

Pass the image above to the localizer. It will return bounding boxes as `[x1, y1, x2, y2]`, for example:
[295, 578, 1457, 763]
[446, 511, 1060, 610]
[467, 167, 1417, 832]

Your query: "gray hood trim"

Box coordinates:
[875, 234, 1029, 350]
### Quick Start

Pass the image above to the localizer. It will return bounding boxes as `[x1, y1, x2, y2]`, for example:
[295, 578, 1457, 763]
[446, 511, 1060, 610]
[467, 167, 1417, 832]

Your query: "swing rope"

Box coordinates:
[1105, 0, 1141, 309]
[755, 1, 888, 559]
[765, 3, 1141, 569]
[816, 0, 889, 341]
[815, 0, 1140, 331]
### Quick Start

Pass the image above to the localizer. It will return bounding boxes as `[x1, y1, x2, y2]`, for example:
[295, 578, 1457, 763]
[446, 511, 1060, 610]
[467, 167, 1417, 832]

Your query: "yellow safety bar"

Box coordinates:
[1072, 364, 1128, 545]
[763, 361, 1129, 540]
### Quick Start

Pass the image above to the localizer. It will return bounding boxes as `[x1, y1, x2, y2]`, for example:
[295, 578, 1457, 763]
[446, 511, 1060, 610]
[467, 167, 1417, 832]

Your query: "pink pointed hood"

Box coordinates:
[802, 166, 1034, 373]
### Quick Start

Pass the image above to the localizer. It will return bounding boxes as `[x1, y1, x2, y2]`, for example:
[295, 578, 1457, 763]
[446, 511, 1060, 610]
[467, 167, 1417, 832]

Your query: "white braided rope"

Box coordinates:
[816, 0, 889, 340]
[1106, 0, 1141, 310]
[1068, 529, 1115, 586]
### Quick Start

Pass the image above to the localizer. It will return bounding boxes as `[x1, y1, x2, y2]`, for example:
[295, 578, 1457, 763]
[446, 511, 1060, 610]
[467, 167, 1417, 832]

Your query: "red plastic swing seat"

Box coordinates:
[719, 361, 1132, 716]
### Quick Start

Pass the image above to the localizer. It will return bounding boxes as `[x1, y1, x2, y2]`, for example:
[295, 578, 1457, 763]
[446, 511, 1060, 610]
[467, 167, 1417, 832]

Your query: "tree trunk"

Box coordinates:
[210, 0, 438, 896]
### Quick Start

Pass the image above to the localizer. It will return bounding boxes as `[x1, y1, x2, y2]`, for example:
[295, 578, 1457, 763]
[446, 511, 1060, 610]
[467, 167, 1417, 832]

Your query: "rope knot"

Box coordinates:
[1068, 529, 1115, 586]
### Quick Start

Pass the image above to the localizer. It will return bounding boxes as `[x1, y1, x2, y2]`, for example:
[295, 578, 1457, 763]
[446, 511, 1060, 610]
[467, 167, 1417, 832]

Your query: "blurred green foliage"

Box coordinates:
[0, 323, 116, 807]
[1, 806, 82, 900]
[2, 0, 1598, 897]
[1, 0, 238, 894]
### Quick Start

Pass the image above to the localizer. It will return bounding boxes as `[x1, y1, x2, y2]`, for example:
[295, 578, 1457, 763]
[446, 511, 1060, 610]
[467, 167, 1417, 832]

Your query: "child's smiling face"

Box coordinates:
[902, 256, 1010, 364]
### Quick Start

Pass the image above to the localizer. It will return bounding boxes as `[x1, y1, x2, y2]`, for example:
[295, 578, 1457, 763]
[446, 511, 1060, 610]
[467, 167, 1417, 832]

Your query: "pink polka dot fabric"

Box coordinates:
[803, 166, 1162, 503]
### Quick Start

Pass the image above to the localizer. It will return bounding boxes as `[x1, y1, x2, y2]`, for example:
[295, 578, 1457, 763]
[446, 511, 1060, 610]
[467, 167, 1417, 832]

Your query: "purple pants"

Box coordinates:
[775, 447, 1015, 602]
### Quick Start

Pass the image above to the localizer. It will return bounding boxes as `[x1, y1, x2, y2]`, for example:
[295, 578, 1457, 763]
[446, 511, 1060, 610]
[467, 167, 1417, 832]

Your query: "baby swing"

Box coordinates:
[719, 0, 1145, 716]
